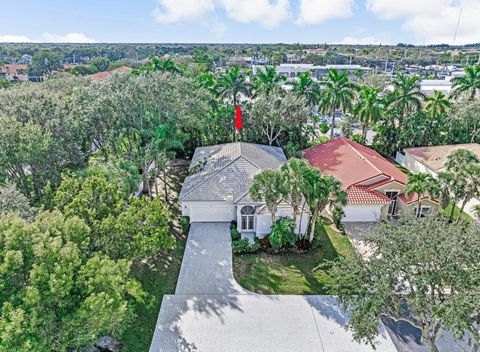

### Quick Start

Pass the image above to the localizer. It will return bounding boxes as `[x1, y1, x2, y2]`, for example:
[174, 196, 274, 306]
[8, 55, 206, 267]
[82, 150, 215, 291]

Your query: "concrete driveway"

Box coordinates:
[149, 222, 397, 352]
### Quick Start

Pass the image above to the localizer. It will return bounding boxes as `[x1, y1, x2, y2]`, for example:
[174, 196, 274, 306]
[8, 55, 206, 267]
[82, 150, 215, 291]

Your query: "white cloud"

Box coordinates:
[366, 0, 480, 44]
[0, 32, 96, 43]
[151, 0, 215, 23]
[0, 34, 34, 42]
[220, 0, 290, 28]
[42, 32, 96, 43]
[207, 20, 227, 38]
[297, 0, 354, 25]
[340, 36, 382, 45]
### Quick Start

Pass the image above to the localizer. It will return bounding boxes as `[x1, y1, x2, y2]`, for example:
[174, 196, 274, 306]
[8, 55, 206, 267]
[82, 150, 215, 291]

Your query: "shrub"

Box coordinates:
[269, 217, 297, 250]
[180, 216, 190, 235]
[250, 238, 262, 252]
[350, 134, 364, 144]
[230, 227, 241, 241]
[332, 207, 345, 231]
[232, 238, 262, 254]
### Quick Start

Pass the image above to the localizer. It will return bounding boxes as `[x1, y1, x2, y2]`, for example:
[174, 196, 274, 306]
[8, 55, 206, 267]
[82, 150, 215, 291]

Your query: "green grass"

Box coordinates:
[233, 223, 355, 295]
[444, 204, 472, 222]
[120, 239, 186, 352]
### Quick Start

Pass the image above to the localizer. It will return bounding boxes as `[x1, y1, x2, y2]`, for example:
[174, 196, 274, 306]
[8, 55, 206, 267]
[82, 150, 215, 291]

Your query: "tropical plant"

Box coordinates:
[253, 65, 286, 95]
[216, 65, 249, 107]
[386, 72, 425, 125]
[250, 169, 283, 223]
[327, 213, 480, 352]
[451, 65, 480, 101]
[319, 68, 359, 139]
[268, 217, 297, 250]
[292, 71, 321, 109]
[280, 159, 309, 230]
[405, 173, 439, 216]
[301, 166, 347, 241]
[354, 86, 383, 143]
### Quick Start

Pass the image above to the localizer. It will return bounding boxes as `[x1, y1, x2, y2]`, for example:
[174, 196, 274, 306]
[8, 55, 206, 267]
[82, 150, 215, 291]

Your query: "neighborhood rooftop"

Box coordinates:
[179, 142, 286, 202]
[404, 143, 480, 172]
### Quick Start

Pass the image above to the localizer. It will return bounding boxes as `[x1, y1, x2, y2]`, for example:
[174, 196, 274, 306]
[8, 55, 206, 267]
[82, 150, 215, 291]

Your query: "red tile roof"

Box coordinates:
[303, 138, 411, 206]
[89, 66, 132, 80]
[0, 64, 28, 75]
[347, 185, 391, 205]
[302, 138, 407, 188]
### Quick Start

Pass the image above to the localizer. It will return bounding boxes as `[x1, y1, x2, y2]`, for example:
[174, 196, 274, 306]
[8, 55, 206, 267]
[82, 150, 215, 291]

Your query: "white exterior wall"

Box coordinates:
[182, 201, 235, 222]
[342, 205, 384, 222]
[254, 211, 309, 236]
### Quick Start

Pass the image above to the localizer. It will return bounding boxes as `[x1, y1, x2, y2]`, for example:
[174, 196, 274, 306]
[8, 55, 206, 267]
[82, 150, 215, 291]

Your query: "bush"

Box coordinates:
[350, 134, 364, 144]
[232, 238, 262, 254]
[230, 227, 241, 241]
[332, 207, 345, 231]
[269, 217, 297, 250]
[180, 216, 190, 235]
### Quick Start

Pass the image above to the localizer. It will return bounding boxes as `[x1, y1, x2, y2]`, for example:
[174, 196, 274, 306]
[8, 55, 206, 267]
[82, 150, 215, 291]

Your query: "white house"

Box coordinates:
[179, 142, 309, 235]
[401, 144, 480, 218]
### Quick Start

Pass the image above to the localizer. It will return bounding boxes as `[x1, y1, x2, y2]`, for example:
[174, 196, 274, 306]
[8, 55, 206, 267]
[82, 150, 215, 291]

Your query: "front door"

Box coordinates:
[240, 205, 255, 231]
[386, 191, 399, 216]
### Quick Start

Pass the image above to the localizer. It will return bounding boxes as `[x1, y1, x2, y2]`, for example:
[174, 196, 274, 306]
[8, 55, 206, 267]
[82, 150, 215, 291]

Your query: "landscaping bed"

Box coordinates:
[232, 223, 354, 295]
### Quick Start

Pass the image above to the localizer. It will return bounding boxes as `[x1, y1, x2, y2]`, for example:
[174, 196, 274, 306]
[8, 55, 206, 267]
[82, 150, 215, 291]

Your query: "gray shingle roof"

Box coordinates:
[179, 142, 287, 202]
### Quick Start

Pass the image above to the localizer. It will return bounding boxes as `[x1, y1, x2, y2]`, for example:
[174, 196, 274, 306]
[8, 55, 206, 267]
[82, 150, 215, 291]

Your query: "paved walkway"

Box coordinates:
[149, 223, 397, 352]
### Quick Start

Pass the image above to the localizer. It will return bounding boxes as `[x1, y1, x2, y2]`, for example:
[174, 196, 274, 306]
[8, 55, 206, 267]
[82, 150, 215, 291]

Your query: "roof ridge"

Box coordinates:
[344, 138, 382, 175]
[179, 154, 243, 200]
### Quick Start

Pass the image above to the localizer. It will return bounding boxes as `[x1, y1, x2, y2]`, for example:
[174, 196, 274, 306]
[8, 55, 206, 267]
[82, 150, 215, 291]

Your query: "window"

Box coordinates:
[240, 206, 255, 231]
[413, 206, 430, 218]
[386, 191, 399, 216]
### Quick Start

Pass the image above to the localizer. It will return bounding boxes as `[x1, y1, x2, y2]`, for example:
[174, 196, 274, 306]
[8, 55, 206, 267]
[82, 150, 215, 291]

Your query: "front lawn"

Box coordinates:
[233, 223, 354, 295]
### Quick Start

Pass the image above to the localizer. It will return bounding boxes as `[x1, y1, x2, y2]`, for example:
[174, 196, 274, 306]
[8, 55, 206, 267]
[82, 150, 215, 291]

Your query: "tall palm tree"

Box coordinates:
[216, 65, 249, 108]
[424, 90, 451, 117]
[250, 169, 283, 224]
[292, 72, 321, 109]
[405, 173, 439, 217]
[354, 86, 383, 143]
[445, 149, 480, 175]
[386, 73, 425, 126]
[319, 68, 359, 139]
[280, 159, 309, 230]
[301, 167, 346, 241]
[253, 66, 286, 96]
[451, 65, 480, 101]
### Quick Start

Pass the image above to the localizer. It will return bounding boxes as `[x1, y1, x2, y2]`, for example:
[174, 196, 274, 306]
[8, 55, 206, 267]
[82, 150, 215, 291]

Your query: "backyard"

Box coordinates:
[233, 222, 355, 295]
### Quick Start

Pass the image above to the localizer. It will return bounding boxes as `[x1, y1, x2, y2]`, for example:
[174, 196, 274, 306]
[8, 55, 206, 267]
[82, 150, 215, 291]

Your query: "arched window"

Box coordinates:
[240, 206, 255, 231]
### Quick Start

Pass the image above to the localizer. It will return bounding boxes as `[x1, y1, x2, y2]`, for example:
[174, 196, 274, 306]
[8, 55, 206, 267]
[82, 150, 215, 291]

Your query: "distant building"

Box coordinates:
[419, 78, 453, 95]
[0, 64, 29, 81]
[89, 66, 132, 80]
[252, 63, 372, 80]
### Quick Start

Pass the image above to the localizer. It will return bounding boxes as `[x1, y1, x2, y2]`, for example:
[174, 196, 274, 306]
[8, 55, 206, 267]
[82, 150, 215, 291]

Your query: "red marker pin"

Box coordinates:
[234, 105, 243, 131]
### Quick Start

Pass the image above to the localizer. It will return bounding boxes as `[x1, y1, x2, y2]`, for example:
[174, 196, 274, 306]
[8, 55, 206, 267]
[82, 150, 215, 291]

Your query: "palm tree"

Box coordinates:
[354, 86, 383, 143]
[319, 68, 359, 139]
[250, 169, 283, 224]
[301, 167, 346, 241]
[451, 65, 480, 101]
[445, 149, 480, 175]
[292, 72, 321, 109]
[216, 65, 249, 108]
[253, 66, 286, 96]
[424, 90, 451, 117]
[455, 164, 480, 223]
[280, 159, 309, 231]
[386, 73, 425, 125]
[405, 173, 439, 217]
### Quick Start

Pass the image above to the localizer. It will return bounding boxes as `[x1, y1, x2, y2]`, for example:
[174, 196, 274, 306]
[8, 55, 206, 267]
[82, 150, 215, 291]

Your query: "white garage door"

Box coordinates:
[189, 204, 233, 222]
[342, 206, 382, 222]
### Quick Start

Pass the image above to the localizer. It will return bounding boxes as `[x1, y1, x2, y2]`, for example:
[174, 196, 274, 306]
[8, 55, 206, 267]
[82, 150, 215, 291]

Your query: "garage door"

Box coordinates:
[342, 206, 382, 222]
[189, 204, 234, 222]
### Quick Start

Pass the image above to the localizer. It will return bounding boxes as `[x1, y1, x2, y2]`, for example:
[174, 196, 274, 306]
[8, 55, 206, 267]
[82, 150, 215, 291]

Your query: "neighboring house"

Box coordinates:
[89, 66, 132, 80]
[179, 142, 309, 235]
[0, 64, 29, 81]
[303, 138, 438, 222]
[401, 143, 480, 218]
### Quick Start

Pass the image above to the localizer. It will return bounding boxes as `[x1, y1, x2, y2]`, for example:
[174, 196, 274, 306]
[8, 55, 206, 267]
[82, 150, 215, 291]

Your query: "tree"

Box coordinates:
[292, 71, 321, 109]
[279, 159, 309, 231]
[0, 183, 34, 219]
[132, 57, 181, 75]
[249, 89, 308, 146]
[354, 86, 383, 143]
[327, 213, 480, 352]
[0, 211, 145, 351]
[252, 66, 286, 96]
[90, 56, 110, 71]
[423, 90, 450, 145]
[386, 73, 425, 126]
[319, 68, 359, 139]
[216, 65, 249, 108]
[451, 65, 480, 101]
[28, 50, 62, 76]
[250, 169, 283, 224]
[405, 173, 439, 216]
[301, 166, 346, 240]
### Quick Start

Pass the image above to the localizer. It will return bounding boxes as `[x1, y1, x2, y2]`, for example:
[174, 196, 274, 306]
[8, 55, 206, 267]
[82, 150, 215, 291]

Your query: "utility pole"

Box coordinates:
[453, 7, 463, 44]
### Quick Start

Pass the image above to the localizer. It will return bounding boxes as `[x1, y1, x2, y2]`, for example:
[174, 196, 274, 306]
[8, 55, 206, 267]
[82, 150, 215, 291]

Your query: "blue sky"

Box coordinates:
[0, 0, 479, 45]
